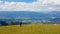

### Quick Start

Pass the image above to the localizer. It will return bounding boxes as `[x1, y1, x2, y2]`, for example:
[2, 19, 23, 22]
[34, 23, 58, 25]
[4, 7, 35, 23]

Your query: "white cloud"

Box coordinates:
[0, 0, 60, 11]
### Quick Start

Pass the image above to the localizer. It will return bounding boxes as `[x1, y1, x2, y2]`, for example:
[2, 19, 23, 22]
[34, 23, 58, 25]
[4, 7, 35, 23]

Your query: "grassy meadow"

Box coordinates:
[0, 24, 60, 34]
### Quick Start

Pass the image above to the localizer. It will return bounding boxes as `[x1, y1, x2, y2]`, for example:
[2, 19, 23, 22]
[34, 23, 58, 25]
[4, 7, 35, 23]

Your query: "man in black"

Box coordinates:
[20, 23, 22, 27]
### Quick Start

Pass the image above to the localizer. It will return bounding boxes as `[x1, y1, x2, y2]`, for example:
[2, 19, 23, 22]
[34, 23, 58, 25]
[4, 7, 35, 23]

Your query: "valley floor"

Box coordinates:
[0, 24, 60, 34]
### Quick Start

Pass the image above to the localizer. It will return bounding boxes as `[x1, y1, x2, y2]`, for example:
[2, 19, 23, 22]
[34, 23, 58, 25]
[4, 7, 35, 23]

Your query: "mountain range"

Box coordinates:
[0, 11, 60, 24]
[0, 11, 60, 18]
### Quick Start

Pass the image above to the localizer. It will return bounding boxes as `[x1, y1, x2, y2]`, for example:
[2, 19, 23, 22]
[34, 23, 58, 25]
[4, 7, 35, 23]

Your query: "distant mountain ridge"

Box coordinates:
[0, 11, 60, 24]
[0, 11, 60, 19]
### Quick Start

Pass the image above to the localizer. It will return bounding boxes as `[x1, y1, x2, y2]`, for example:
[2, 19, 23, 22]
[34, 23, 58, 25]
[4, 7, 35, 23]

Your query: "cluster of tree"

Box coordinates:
[0, 20, 31, 26]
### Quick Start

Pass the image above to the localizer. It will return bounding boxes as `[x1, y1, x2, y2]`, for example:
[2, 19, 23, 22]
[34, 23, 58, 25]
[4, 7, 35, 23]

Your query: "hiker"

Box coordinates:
[20, 23, 22, 27]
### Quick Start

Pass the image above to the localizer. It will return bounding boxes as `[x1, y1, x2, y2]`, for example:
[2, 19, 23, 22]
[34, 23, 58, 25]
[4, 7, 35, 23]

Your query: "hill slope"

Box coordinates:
[0, 24, 60, 34]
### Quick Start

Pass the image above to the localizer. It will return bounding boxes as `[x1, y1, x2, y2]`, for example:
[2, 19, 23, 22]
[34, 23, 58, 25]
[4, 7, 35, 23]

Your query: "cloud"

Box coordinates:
[0, 0, 60, 11]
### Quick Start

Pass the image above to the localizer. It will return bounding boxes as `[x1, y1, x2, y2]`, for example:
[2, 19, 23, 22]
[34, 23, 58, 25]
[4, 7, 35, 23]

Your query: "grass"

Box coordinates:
[0, 24, 60, 34]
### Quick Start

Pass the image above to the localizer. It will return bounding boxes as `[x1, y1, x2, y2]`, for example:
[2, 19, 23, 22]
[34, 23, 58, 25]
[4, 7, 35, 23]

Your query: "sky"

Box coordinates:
[2, 0, 36, 2]
[0, 0, 60, 11]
